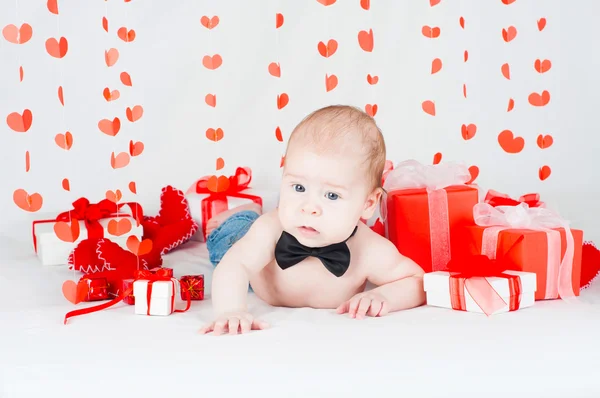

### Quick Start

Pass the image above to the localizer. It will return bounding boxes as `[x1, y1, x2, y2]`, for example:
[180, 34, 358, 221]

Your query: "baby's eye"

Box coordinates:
[326, 192, 339, 200]
[293, 184, 305, 193]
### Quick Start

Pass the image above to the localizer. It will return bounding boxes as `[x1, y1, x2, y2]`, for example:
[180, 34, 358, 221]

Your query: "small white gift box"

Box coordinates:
[133, 278, 181, 316]
[424, 270, 537, 315]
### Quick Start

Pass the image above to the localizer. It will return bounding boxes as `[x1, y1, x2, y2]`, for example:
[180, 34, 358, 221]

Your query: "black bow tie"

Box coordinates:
[274, 226, 358, 277]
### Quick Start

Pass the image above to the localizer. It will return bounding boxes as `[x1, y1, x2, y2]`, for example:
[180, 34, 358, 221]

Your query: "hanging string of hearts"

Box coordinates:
[272, 3, 286, 168]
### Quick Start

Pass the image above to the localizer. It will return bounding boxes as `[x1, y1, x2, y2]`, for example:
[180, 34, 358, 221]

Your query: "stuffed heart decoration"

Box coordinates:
[68, 237, 162, 273]
[581, 241, 600, 290]
[141, 185, 199, 255]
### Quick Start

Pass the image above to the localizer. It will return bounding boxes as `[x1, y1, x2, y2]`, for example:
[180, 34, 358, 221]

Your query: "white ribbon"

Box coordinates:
[473, 202, 576, 300]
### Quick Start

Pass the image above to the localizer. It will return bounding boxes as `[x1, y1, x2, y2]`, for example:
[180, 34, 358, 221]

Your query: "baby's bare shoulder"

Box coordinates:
[243, 209, 282, 244]
[351, 223, 403, 264]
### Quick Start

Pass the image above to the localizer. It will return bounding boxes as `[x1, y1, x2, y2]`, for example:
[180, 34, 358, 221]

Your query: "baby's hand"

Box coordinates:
[336, 291, 389, 319]
[199, 312, 270, 336]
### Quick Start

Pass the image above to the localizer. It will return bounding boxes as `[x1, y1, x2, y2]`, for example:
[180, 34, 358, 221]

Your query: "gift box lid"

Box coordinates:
[133, 279, 174, 298]
[424, 270, 537, 297]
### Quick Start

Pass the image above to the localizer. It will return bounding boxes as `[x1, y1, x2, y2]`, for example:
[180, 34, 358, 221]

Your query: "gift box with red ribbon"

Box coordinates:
[180, 275, 204, 300]
[32, 197, 144, 266]
[452, 200, 583, 301]
[424, 252, 537, 316]
[185, 167, 279, 242]
[381, 160, 479, 273]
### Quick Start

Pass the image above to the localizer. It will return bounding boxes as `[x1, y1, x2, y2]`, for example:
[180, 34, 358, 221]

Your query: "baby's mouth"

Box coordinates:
[298, 226, 319, 236]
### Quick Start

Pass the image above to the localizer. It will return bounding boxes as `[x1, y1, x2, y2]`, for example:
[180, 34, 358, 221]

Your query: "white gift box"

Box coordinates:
[424, 270, 537, 315]
[33, 214, 143, 266]
[186, 187, 279, 242]
[133, 279, 182, 316]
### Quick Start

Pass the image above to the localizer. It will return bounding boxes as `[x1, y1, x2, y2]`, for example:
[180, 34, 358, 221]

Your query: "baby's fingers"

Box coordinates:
[252, 318, 270, 330]
[213, 319, 228, 336]
[198, 323, 215, 334]
[367, 299, 383, 317]
[355, 297, 372, 319]
[228, 318, 240, 335]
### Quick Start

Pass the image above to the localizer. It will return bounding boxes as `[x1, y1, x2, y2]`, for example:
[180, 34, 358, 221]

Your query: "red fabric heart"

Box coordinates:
[68, 238, 108, 273]
[142, 185, 199, 255]
[581, 241, 600, 290]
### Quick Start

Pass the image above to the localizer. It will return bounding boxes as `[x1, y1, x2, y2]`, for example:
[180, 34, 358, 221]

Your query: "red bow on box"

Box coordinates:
[33, 197, 143, 252]
[446, 236, 525, 316]
[63, 267, 191, 324]
[187, 167, 263, 239]
[484, 189, 544, 208]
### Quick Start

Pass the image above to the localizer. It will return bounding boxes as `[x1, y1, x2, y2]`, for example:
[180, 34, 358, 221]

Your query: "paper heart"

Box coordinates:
[430, 0, 441, 5]
[501, 63, 510, 79]
[108, 218, 132, 236]
[460, 17, 465, 29]
[126, 236, 153, 256]
[317, 0, 336, 5]
[58, 86, 64, 105]
[207, 176, 230, 193]
[507, 98, 515, 112]
[431, 58, 442, 74]
[358, 29, 374, 52]
[111, 152, 130, 169]
[205, 94, 217, 107]
[45, 37, 68, 58]
[537, 134, 553, 149]
[534, 59, 551, 73]
[422, 100, 436, 116]
[105, 48, 119, 67]
[216, 158, 225, 170]
[581, 242, 600, 290]
[2, 23, 33, 44]
[7, 109, 33, 132]
[117, 27, 136, 42]
[106, 189, 122, 203]
[433, 152, 442, 165]
[537, 18, 546, 31]
[367, 74, 378, 84]
[275, 127, 283, 142]
[54, 219, 80, 243]
[62, 178, 70, 191]
[62, 280, 88, 304]
[502, 26, 517, 42]
[102, 16, 108, 32]
[20, 66, 24, 82]
[13, 189, 43, 212]
[468, 166, 479, 184]
[98, 117, 121, 136]
[103, 88, 120, 101]
[538, 165, 551, 181]
[55, 131, 73, 150]
[126, 105, 143, 122]
[200, 16, 219, 29]
[318, 39, 338, 58]
[25, 151, 30, 172]
[461, 124, 477, 140]
[129, 140, 144, 156]
[501, 0, 516, 4]
[498, 130, 524, 153]
[120, 72, 132, 86]
[422, 26, 441, 38]
[464, 50, 469, 62]
[365, 104, 378, 117]
[325, 74, 338, 92]
[528, 91, 550, 107]
[276, 13, 284, 28]
[268, 62, 281, 78]
[277, 93, 289, 109]
[203, 54, 222, 70]
[47, 0, 58, 14]
[128, 182, 137, 194]
[206, 128, 224, 142]
[360, 0, 370, 10]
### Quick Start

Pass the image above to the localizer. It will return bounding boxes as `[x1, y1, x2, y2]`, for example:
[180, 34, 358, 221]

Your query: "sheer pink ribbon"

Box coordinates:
[473, 202, 576, 300]
[382, 159, 471, 272]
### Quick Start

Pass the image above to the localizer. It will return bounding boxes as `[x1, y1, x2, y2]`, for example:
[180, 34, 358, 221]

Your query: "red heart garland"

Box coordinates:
[581, 241, 600, 290]
[141, 185, 199, 255]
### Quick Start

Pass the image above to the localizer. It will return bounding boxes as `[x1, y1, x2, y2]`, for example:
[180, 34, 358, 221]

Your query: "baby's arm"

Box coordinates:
[337, 237, 425, 318]
[200, 211, 278, 335]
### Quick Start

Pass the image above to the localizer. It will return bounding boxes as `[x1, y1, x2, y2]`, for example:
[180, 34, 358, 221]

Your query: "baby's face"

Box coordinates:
[278, 143, 378, 247]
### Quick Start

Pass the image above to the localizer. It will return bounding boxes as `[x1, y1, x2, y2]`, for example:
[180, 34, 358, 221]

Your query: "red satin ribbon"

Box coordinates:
[484, 189, 543, 208]
[192, 167, 263, 239]
[32, 198, 143, 252]
[446, 236, 525, 316]
[63, 268, 191, 324]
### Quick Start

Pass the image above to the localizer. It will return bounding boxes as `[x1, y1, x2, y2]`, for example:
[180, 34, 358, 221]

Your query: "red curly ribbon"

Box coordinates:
[484, 189, 544, 208]
[32, 197, 143, 252]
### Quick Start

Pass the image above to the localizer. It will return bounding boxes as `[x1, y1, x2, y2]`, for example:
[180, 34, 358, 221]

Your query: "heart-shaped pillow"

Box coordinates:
[142, 185, 199, 255]
[581, 241, 600, 290]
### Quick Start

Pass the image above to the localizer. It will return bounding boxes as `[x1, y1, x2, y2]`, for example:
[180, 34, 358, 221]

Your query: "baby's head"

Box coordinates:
[278, 105, 386, 247]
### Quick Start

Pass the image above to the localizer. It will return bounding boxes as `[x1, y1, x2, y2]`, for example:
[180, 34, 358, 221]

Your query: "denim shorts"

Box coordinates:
[206, 210, 260, 267]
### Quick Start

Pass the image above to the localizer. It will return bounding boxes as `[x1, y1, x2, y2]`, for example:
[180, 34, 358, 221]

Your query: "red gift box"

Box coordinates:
[180, 275, 204, 300]
[453, 202, 583, 300]
[81, 276, 109, 301]
[382, 160, 478, 273]
[122, 279, 135, 305]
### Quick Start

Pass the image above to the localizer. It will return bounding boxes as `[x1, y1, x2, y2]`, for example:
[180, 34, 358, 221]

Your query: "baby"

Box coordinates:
[200, 105, 425, 335]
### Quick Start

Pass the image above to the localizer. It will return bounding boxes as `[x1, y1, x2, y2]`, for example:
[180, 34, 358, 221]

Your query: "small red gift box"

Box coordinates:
[81, 276, 109, 301]
[180, 275, 204, 300]
[382, 160, 478, 273]
[453, 202, 583, 300]
[122, 279, 135, 305]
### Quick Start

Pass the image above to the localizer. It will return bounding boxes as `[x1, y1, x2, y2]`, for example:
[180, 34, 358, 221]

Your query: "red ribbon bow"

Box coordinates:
[445, 236, 525, 316]
[64, 267, 191, 324]
[484, 189, 544, 208]
[193, 166, 253, 195]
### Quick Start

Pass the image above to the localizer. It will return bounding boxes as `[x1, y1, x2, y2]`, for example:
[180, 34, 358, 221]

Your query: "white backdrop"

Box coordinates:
[1, 0, 599, 245]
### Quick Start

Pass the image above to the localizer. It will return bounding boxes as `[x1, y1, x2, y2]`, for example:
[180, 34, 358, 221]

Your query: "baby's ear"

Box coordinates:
[361, 187, 383, 219]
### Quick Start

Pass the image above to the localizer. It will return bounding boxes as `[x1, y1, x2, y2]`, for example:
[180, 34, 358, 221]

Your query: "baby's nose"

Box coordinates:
[301, 202, 322, 216]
